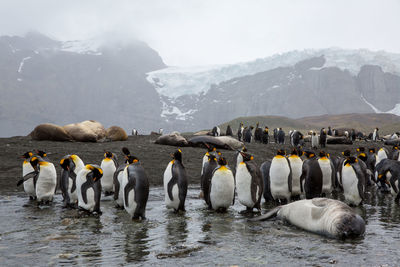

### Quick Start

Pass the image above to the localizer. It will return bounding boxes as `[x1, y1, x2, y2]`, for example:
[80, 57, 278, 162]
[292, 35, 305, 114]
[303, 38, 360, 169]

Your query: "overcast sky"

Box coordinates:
[0, 0, 399, 66]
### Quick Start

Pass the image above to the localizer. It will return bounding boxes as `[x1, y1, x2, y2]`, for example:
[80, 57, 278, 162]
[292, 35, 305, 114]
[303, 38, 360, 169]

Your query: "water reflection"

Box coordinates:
[165, 212, 189, 248]
[123, 222, 150, 263]
[78, 216, 103, 265]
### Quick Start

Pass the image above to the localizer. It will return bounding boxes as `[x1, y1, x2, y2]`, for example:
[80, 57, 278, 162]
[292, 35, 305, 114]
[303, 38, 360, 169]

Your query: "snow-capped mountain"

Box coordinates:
[146, 48, 400, 127]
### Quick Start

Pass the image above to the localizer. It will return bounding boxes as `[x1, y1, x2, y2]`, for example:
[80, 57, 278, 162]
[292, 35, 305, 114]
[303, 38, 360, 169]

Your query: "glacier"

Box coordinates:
[147, 48, 400, 100]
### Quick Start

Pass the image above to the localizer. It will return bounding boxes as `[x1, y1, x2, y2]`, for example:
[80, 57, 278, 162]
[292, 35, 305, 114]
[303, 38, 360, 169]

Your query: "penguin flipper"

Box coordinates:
[81, 181, 90, 205]
[286, 158, 292, 193]
[69, 171, 77, 193]
[390, 174, 399, 194]
[249, 207, 281, 221]
[93, 182, 102, 212]
[173, 163, 188, 211]
[60, 170, 70, 202]
[247, 162, 262, 204]
[124, 175, 136, 207]
[113, 167, 124, 200]
[17, 171, 35, 186]
[167, 176, 178, 201]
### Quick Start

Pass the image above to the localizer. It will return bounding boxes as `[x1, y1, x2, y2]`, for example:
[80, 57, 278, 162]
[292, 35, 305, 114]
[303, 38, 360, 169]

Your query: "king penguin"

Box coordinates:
[235, 152, 263, 212]
[18, 151, 36, 199]
[341, 157, 365, 206]
[201, 145, 217, 176]
[113, 147, 130, 208]
[121, 152, 149, 220]
[30, 156, 57, 204]
[200, 154, 218, 206]
[208, 157, 235, 212]
[163, 149, 188, 212]
[288, 148, 303, 200]
[318, 151, 335, 196]
[100, 151, 118, 196]
[59, 154, 85, 207]
[300, 150, 323, 199]
[268, 149, 292, 203]
[76, 164, 103, 214]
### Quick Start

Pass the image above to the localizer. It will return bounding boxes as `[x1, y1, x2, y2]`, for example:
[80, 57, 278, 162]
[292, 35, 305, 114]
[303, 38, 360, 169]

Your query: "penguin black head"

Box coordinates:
[303, 150, 316, 159]
[172, 149, 183, 162]
[127, 155, 139, 164]
[344, 157, 358, 166]
[393, 146, 399, 150]
[319, 151, 327, 157]
[241, 146, 248, 152]
[208, 154, 217, 162]
[368, 148, 376, 154]
[21, 151, 33, 159]
[35, 150, 47, 158]
[206, 144, 215, 152]
[356, 147, 365, 153]
[122, 147, 131, 157]
[60, 157, 72, 171]
[276, 149, 286, 156]
[218, 157, 227, 166]
[104, 151, 114, 159]
[290, 148, 298, 156]
[86, 164, 103, 182]
[342, 150, 351, 157]
[29, 156, 40, 171]
[240, 152, 254, 162]
[358, 152, 367, 161]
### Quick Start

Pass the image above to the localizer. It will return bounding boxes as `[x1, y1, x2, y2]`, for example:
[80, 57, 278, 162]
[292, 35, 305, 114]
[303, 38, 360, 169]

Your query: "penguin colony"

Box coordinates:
[17, 125, 400, 239]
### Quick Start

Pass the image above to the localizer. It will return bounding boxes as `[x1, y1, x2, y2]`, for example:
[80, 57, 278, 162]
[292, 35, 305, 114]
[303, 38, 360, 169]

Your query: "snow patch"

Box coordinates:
[160, 100, 196, 121]
[61, 40, 102, 55]
[387, 103, 400, 116]
[18, 56, 32, 73]
[360, 94, 382, 113]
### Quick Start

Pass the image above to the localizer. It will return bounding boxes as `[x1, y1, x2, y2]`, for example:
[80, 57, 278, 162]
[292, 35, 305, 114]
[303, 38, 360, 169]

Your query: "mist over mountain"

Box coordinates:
[0, 32, 166, 137]
[1, 32, 400, 137]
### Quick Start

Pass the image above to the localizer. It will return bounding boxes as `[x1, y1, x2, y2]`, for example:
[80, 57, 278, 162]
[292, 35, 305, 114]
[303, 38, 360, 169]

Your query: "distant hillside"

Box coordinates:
[219, 113, 400, 135]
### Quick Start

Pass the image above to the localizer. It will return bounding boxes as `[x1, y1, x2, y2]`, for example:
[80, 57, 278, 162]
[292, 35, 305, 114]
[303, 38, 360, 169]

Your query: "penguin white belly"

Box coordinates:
[201, 154, 208, 175]
[376, 150, 387, 165]
[236, 154, 243, 170]
[163, 162, 180, 210]
[22, 162, 36, 197]
[210, 169, 235, 209]
[100, 159, 116, 192]
[288, 157, 302, 196]
[311, 136, 319, 148]
[342, 166, 362, 205]
[124, 185, 137, 217]
[116, 171, 125, 207]
[23, 163, 36, 197]
[235, 163, 255, 208]
[79, 187, 95, 211]
[318, 159, 333, 194]
[269, 158, 291, 201]
[68, 177, 78, 203]
[35, 164, 57, 202]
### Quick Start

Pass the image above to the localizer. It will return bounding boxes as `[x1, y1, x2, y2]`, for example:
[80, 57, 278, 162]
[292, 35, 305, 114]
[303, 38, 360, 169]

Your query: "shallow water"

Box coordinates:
[1, 186, 400, 266]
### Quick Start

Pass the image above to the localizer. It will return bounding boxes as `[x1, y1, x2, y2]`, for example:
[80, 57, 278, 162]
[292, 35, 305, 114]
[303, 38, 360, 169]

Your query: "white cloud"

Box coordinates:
[0, 0, 399, 66]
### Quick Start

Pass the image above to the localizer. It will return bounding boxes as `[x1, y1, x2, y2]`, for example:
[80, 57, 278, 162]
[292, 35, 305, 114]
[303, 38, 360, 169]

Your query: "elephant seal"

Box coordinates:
[29, 123, 72, 141]
[188, 136, 233, 150]
[385, 139, 400, 146]
[155, 133, 188, 147]
[63, 120, 106, 142]
[106, 126, 128, 141]
[327, 136, 353, 144]
[251, 198, 365, 239]
[215, 136, 244, 150]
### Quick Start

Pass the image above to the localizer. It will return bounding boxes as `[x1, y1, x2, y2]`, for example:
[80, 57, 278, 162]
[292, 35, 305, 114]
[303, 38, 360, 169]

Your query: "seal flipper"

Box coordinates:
[249, 207, 281, 221]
